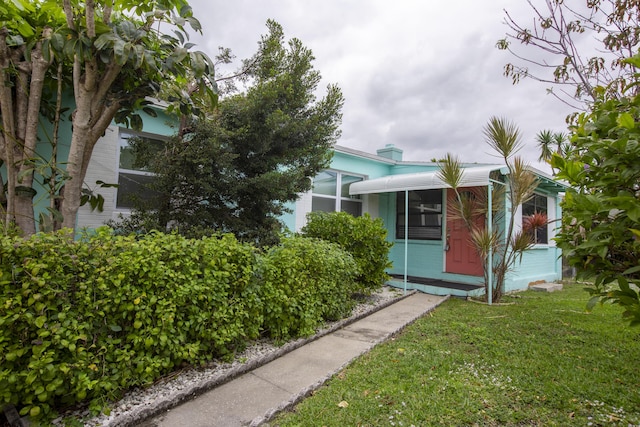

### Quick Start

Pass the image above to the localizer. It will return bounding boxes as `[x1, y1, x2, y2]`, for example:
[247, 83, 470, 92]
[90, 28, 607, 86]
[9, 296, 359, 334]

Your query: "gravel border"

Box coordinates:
[53, 286, 413, 427]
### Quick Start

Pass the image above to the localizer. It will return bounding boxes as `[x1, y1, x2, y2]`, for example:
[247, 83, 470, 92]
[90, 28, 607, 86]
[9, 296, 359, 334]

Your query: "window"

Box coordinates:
[522, 193, 548, 244]
[396, 190, 443, 240]
[311, 170, 363, 216]
[117, 131, 165, 209]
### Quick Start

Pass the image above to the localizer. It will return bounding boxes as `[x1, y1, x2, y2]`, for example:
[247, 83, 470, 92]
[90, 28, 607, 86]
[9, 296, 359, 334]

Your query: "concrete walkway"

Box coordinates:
[138, 292, 447, 427]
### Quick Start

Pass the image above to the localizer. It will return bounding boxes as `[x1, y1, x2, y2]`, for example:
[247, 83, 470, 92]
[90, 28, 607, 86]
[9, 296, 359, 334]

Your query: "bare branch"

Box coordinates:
[499, 0, 640, 106]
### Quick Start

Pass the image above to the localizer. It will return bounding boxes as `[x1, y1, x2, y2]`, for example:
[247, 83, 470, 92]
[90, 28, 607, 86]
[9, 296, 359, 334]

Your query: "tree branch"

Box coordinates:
[62, 0, 75, 29]
[86, 0, 96, 38]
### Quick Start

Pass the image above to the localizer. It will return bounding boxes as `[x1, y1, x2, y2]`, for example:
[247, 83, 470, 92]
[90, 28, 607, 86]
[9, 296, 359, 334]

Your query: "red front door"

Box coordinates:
[445, 188, 484, 276]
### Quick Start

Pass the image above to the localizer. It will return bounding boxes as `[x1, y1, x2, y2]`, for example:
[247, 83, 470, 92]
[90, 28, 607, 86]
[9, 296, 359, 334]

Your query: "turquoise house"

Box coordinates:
[279, 144, 568, 297]
[74, 118, 567, 298]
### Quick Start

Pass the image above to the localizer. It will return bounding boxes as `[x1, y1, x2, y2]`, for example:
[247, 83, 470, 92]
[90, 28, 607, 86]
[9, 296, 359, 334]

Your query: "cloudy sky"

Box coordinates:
[187, 0, 577, 171]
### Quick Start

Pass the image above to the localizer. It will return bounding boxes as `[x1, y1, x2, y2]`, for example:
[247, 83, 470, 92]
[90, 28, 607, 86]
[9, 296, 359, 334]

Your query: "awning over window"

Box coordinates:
[349, 165, 509, 195]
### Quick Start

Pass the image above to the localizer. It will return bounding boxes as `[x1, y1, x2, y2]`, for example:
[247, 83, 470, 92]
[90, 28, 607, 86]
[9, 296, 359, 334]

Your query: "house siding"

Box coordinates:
[76, 126, 120, 230]
[505, 246, 563, 291]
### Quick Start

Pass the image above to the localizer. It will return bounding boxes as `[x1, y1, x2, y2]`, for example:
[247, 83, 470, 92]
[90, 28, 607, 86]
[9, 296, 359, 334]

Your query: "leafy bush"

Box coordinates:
[301, 212, 393, 293]
[0, 226, 367, 423]
[258, 236, 358, 340]
[551, 89, 640, 325]
[0, 228, 261, 422]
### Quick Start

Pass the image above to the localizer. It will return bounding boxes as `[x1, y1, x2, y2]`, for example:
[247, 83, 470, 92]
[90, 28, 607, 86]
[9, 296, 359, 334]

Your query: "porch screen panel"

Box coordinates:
[396, 190, 442, 240]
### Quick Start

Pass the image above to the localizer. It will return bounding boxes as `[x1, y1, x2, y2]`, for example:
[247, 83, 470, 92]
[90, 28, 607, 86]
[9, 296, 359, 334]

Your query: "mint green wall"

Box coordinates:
[280, 200, 296, 232]
[389, 163, 439, 175]
[505, 246, 563, 291]
[135, 109, 179, 136]
[330, 150, 393, 178]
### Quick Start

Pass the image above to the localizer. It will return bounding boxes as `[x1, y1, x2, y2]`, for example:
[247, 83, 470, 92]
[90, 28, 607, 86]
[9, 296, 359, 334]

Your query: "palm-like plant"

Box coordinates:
[536, 130, 569, 172]
[439, 117, 539, 303]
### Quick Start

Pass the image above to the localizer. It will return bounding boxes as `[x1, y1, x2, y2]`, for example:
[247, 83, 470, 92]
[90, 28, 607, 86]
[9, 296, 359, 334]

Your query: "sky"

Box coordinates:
[186, 0, 578, 172]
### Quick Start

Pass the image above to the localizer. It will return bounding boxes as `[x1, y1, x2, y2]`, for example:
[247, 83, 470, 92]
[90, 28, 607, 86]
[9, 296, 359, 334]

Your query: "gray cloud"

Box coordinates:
[188, 0, 577, 171]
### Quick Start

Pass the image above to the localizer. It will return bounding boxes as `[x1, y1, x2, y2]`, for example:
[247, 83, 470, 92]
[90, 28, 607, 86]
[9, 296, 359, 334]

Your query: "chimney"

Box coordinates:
[376, 144, 403, 161]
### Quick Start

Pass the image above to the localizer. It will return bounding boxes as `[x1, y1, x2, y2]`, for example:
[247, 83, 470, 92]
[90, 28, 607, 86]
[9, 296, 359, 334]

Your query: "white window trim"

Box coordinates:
[311, 169, 365, 212]
[519, 192, 553, 247]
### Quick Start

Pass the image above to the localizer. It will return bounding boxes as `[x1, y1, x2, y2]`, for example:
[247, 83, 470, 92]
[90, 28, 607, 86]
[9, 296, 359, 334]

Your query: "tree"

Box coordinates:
[536, 129, 568, 163]
[0, 0, 216, 235]
[497, 0, 640, 108]
[439, 117, 540, 303]
[551, 65, 640, 325]
[120, 20, 344, 246]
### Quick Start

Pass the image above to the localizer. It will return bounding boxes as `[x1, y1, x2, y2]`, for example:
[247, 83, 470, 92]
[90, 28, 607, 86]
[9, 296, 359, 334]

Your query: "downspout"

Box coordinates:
[404, 189, 408, 295]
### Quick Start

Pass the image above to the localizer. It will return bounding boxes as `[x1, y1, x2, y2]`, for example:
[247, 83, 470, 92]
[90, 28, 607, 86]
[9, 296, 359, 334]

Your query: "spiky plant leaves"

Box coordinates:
[483, 116, 524, 159]
[437, 153, 463, 189]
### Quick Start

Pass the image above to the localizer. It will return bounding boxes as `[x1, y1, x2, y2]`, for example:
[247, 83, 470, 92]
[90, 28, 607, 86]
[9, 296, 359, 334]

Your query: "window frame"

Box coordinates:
[116, 130, 167, 210]
[311, 170, 364, 216]
[522, 193, 549, 244]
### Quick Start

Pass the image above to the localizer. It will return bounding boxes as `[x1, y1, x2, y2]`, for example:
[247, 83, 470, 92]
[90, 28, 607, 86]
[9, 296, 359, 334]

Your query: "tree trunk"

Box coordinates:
[59, 88, 120, 231]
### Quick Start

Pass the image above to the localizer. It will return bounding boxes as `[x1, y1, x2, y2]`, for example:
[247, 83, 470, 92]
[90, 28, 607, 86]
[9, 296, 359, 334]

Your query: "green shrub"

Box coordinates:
[0, 226, 367, 423]
[258, 236, 358, 340]
[0, 228, 261, 423]
[301, 212, 393, 293]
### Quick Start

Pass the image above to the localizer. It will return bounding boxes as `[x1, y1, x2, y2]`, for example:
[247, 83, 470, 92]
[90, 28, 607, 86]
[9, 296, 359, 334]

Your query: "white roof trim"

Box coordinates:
[349, 165, 509, 195]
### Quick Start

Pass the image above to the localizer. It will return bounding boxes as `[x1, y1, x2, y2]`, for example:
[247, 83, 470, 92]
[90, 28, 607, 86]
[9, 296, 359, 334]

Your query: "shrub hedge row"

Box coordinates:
[1, 211, 392, 424]
[0, 229, 264, 420]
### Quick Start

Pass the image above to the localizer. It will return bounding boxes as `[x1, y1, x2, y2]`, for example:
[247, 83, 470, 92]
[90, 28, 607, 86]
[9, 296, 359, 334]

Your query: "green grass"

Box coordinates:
[272, 284, 640, 426]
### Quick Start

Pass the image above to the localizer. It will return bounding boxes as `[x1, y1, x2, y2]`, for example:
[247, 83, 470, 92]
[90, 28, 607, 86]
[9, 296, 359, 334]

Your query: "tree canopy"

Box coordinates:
[118, 20, 344, 246]
[0, 0, 216, 235]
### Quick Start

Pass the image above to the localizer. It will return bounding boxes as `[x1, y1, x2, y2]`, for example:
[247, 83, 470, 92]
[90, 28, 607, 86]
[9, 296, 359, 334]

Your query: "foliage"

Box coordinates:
[551, 89, 640, 326]
[0, 228, 262, 422]
[438, 117, 539, 303]
[0, 225, 370, 423]
[497, 0, 640, 108]
[536, 129, 569, 164]
[258, 236, 358, 340]
[0, 0, 216, 235]
[301, 211, 393, 294]
[274, 284, 640, 426]
[120, 20, 344, 246]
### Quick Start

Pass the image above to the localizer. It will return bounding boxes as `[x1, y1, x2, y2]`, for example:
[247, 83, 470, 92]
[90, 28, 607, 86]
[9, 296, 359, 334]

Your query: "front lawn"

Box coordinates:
[273, 283, 640, 426]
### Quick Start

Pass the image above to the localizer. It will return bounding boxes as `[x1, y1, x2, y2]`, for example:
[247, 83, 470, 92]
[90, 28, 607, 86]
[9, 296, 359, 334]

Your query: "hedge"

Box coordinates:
[0, 227, 369, 424]
[0, 229, 261, 421]
[301, 211, 393, 293]
[258, 236, 358, 340]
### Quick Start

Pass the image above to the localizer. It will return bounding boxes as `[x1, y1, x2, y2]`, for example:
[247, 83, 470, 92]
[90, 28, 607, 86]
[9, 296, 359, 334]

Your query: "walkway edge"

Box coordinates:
[113, 290, 420, 427]
[250, 293, 450, 426]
